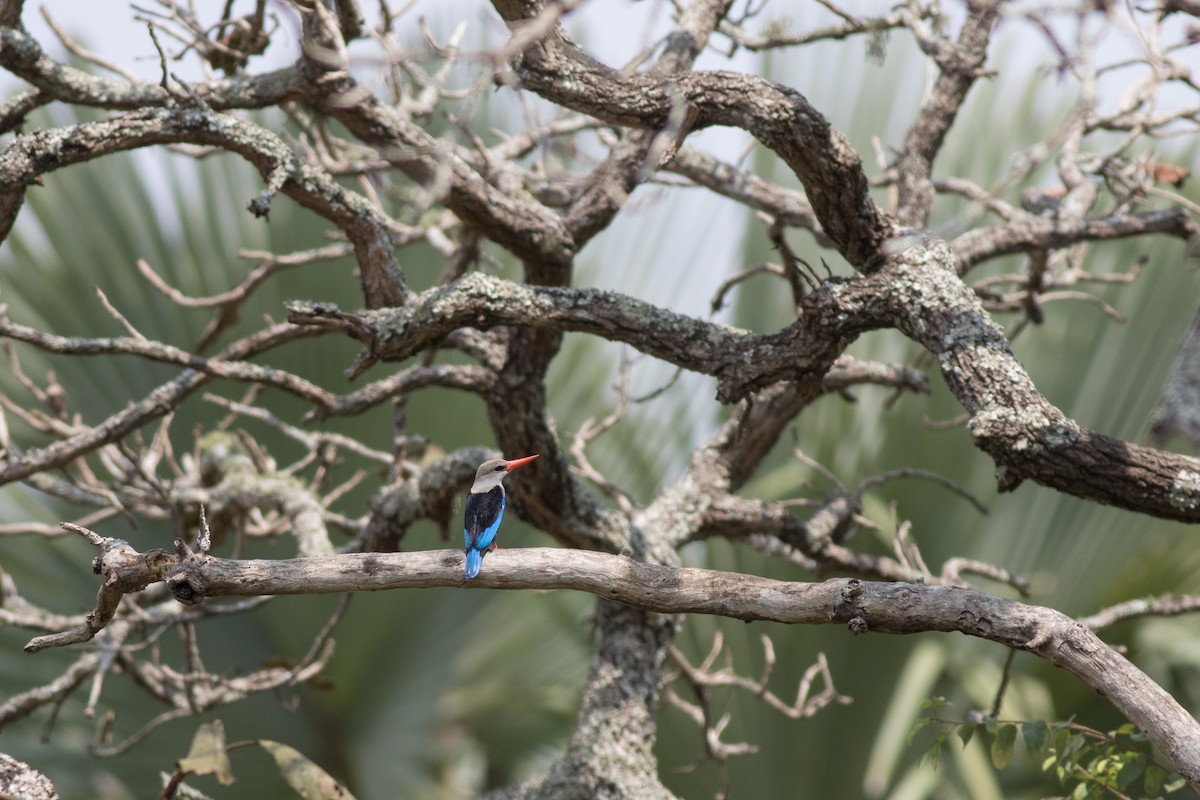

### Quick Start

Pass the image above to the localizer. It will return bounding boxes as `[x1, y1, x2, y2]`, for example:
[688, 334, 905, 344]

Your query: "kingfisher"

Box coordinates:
[463, 454, 539, 579]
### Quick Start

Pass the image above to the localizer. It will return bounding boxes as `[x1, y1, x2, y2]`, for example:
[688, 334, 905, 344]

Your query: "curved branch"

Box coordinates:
[0, 105, 405, 307]
[292, 4, 576, 275]
[37, 542, 1200, 790]
[490, 0, 895, 269]
[284, 271, 883, 404]
[880, 238, 1200, 522]
[288, 258, 1200, 522]
[24, 535, 175, 653]
[0, 25, 302, 110]
[0, 15, 573, 284]
[952, 206, 1200, 273]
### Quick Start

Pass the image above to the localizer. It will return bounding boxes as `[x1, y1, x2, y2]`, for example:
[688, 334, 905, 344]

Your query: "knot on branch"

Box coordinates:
[71, 522, 174, 596]
[167, 542, 210, 606]
[833, 579, 870, 635]
[246, 191, 273, 219]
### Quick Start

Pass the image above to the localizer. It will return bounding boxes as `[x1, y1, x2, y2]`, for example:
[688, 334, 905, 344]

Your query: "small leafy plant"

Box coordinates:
[911, 698, 1187, 799]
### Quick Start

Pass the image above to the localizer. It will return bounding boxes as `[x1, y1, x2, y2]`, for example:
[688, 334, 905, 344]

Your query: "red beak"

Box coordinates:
[504, 454, 539, 471]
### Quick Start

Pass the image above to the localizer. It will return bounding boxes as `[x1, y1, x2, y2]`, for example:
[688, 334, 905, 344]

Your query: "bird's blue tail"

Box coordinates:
[464, 548, 483, 579]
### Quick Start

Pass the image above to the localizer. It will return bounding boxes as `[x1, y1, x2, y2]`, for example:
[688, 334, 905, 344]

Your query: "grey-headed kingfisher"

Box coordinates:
[463, 454, 538, 579]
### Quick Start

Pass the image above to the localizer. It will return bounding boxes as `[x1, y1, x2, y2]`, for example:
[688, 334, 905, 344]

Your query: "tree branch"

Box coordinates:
[0, 105, 405, 306]
[490, 0, 896, 269]
[289, 252, 1200, 523]
[0, 324, 317, 486]
[35, 541, 1200, 791]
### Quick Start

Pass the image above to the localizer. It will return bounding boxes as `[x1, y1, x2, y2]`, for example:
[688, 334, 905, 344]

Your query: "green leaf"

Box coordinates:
[926, 743, 941, 772]
[1116, 753, 1144, 789]
[1164, 775, 1187, 793]
[1061, 731, 1087, 762]
[1021, 720, 1048, 754]
[1145, 763, 1165, 795]
[956, 723, 976, 748]
[918, 696, 947, 714]
[257, 740, 356, 800]
[924, 731, 947, 772]
[177, 720, 235, 786]
[907, 718, 929, 745]
[1053, 726, 1072, 756]
[990, 724, 1017, 770]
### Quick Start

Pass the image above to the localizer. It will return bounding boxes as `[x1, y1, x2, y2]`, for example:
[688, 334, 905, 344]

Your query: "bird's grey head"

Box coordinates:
[470, 458, 511, 493]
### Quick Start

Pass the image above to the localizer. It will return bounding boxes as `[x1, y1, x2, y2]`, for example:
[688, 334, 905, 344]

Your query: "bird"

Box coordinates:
[462, 454, 539, 579]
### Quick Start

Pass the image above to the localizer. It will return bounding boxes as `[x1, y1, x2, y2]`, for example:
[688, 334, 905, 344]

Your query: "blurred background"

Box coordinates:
[0, 1, 1198, 798]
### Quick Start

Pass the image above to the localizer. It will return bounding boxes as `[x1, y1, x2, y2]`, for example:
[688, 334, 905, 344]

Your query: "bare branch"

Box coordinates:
[1079, 594, 1200, 630]
[26, 541, 1200, 788]
[23, 526, 176, 653]
[0, 323, 320, 486]
[0, 309, 337, 406]
[491, 0, 896, 269]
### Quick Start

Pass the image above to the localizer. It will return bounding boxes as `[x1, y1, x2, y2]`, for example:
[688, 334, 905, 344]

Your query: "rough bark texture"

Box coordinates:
[1, 0, 1199, 795]
[54, 540, 1200, 791]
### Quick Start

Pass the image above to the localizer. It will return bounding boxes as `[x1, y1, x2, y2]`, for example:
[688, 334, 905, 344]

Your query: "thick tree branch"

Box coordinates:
[879, 239, 1200, 521]
[35, 541, 1200, 790]
[284, 271, 880, 405]
[490, 0, 896, 269]
[499, 602, 678, 800]
[289, 255, 1200, 522]
[0, 25, 302, 110]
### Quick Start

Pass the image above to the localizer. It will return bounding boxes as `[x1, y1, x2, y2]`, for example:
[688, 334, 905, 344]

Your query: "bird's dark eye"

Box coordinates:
[495, 465, 505, 472]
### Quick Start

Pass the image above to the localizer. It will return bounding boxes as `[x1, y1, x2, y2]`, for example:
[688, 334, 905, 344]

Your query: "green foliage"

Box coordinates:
[164, 720, 355, 800]
[912, 702, 1188, 800]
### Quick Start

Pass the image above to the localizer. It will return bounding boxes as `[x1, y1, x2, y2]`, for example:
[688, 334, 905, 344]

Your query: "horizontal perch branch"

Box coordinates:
[32, 536, 1200, 789]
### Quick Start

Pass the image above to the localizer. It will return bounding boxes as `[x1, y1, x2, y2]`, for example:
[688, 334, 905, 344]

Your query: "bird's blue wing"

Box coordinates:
[464, 487, 506, 578]
[464, 487, 506, 551]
